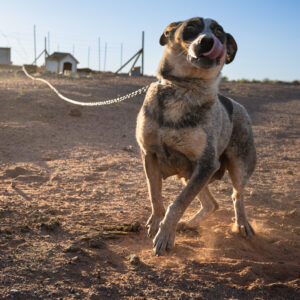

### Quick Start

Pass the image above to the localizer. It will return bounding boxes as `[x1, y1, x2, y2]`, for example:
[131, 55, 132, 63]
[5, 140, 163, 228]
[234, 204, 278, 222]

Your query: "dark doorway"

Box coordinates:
[63, 62, 72, 72]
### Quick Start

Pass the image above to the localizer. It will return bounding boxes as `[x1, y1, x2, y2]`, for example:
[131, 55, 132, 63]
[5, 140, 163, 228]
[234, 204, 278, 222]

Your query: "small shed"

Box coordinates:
[0, 47, 12, 65]
[46, 52, 79, 73]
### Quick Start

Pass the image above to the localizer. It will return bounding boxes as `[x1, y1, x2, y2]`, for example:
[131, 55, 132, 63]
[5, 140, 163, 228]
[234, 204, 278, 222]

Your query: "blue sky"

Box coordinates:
[0, 0, 299, 80]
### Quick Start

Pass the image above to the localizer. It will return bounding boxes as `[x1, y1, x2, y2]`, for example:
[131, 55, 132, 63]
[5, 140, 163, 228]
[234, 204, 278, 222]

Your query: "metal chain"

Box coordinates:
[22, 65, 152, 107]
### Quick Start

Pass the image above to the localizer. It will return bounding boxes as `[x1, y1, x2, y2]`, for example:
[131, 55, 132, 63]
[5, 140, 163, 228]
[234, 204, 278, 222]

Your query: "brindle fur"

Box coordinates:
[136, 17, 256, 256]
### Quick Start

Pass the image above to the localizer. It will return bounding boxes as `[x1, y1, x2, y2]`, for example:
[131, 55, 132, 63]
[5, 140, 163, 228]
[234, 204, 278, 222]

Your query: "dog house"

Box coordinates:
[45, 52, 79, 73]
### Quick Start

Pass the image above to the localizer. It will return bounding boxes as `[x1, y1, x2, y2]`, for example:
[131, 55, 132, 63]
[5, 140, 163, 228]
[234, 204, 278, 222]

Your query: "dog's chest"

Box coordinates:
[137, 82, 216, 162]
[158, 127, 206, 161]
[156, 96, 209, 159]
[139, 94, 210, 160]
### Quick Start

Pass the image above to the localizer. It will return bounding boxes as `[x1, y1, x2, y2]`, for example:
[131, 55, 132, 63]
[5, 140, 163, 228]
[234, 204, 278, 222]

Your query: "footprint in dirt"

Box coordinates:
[3, 167, 32, 179]
[3, 166, 48, 184]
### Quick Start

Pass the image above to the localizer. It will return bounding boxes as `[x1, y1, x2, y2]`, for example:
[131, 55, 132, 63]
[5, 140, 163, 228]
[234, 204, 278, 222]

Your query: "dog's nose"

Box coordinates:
[197, 36, 214, 55]
[193, 35, 225, 60]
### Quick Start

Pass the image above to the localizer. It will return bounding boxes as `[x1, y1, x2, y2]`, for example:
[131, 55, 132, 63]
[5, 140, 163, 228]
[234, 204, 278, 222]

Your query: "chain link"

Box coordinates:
[22, 65, 152, 107]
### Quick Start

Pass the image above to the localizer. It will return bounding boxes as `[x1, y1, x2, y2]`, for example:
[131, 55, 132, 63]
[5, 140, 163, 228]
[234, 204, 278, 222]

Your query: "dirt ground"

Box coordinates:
[0, 66, 299, 299]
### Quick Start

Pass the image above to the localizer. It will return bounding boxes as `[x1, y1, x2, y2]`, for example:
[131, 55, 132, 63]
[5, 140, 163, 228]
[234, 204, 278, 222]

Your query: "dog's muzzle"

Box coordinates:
[201, 35, 225, 60]
[190, 34, 225, 61]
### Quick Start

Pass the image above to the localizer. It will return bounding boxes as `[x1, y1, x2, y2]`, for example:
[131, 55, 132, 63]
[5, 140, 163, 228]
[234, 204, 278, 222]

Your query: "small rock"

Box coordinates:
[124, 221, 141, 233]
[50, 174, 61, 181]
[75, 292, 80, 298]
[68, 108, 82, 117]
[11, 181, 16, 188]
[10, 289, 19, 295]
[20, 225, 31, 233]
[128, 254, 140, 265]
[122, 145, 135, 153]
[250, 190, 258, 197]
[71, 256, 79, 262]
[287, 209, 297, 217]
[64, 244, 81, 253]
[42, 156, 52, 161]
[89, 239, 106, 249]
[89, 292, 97, 299]
[40, 220, 60, 232]
[214, 228, 221, 233]
[287, 170, 293, 175]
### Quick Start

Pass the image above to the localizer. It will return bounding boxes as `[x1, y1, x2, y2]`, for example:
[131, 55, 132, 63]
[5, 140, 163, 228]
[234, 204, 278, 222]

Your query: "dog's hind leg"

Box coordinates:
[227, 157, 255, 238]
[224, 105, 256, 237]
[178, 185, 219, 229]
[142, 152, 165, 237]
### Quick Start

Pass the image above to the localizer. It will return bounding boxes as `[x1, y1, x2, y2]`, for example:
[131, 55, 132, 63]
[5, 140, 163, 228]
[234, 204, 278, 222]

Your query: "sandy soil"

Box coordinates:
[0, 66, 299, 299]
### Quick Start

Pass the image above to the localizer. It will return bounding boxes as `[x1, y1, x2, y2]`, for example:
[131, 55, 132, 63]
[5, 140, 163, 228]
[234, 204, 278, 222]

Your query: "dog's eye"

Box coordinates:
[215, 26, 224, 37]
[182, 25, 199, 40]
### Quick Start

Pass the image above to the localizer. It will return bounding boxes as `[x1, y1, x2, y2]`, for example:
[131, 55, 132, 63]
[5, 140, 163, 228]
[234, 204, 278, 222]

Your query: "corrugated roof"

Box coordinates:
[46, 52, 79, 63]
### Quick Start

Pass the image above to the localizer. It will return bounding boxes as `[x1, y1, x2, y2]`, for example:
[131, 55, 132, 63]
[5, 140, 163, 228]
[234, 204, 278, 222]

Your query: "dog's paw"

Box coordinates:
[232, 220, 255, 238]
[153, 224, 176, 256]
[146, 214, 164, 237]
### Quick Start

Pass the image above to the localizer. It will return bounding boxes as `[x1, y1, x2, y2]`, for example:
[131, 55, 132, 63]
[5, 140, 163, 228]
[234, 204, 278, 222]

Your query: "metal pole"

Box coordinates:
[34, 25, 37, 65]
[142, 31, 144, 75]
[98, 37, 101, 71]
[44, 37, 47, 62]
[130, 51, 141, 72]
[32, 50, 46, 65]
[120, 43, 123, 68]
[104, 42, 107, 71]
[115, 49, 142, 74]
[47, 32, 50, 53]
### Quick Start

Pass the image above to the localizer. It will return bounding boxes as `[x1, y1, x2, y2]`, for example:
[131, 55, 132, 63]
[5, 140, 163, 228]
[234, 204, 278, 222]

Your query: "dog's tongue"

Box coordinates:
[202, 35, 225, 60]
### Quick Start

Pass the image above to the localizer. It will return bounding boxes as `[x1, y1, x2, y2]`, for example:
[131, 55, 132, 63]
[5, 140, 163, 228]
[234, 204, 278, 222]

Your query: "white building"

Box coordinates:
[45, 52, 79, 73]
[0, 47, 12, 65]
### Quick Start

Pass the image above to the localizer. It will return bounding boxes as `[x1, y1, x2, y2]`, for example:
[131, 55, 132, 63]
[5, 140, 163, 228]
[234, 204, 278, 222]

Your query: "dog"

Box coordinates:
[136, 17, 256, 256]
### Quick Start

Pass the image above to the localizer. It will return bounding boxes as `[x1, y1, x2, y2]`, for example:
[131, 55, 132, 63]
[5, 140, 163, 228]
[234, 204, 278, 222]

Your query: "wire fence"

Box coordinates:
[0, 30, 140, 73]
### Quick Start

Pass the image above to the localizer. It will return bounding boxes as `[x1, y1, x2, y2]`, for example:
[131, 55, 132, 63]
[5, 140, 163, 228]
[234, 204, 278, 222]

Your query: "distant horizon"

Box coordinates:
[0, 0, 299, 81]
[4, 62, 297, 84]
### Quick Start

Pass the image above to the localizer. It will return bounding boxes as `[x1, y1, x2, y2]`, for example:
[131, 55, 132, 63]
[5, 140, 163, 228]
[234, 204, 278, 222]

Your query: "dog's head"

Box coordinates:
[158, 17, 237, 79]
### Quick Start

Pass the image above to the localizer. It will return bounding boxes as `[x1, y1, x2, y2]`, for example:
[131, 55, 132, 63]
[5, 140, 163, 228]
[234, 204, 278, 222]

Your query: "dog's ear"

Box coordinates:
[225, 33, 237, 64]
[159, 22, 182, 46]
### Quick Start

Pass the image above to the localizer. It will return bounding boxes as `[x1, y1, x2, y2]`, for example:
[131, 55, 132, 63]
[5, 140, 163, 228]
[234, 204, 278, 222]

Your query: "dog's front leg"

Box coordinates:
[153, 150, 219, 256]
[142, 152, 165, 237]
